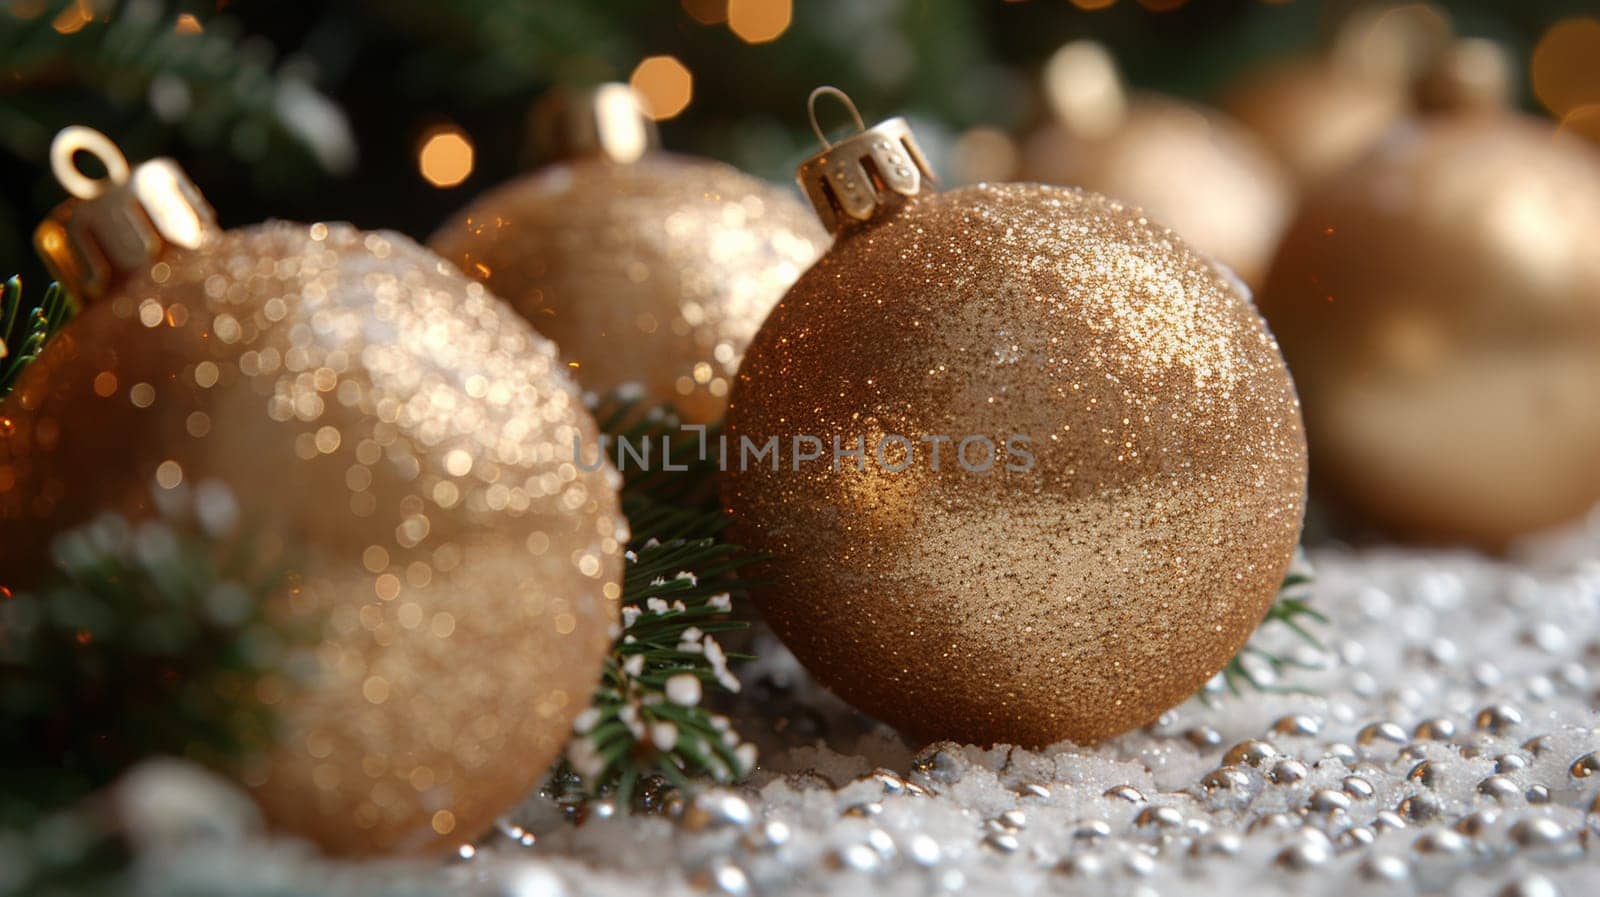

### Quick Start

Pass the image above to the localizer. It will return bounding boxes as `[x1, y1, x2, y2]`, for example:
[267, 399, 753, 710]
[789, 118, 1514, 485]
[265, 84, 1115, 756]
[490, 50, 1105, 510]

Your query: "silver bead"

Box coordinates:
[1249, 812, 1299, 835]
[1497, 875, 1562, 897]
[1342, 775, 1376, 800]
[1271, 714, 1323, 737]
[1015, 783, 1051, 801]
[1360, 854, 1411, 881]
[1337, 826, 1376, 851]
[1275, 840, 1332, 870]
[1222, 739, 1277, 767]
[1399, 793, 1443, 823]
[830, 844, 881, 873]
[865, 769, 908, 796]
[1407, 760, 1441, 788]
[1199, 766, 1260, 809]
[1412, 829, 1469, 856]
[866, 828, 897, 859]
[1103, 785, 1146, 803]
[1325, 742, 1359, 764]
[691, 860, 751, 896]
[1526, 785, 1552, 804]
[744, 819, 792, 850]
[1184, 726, 1223, 749]
[907, 833, 942, 867]
[1269, 758, 1309, 785]
[1478, 775, 1521, 801]
[910, 743, 966, 785]
[1455, 809, 1498, 838]
[1122, 851, 1157, 877]
[1569, 751, 1600, 779]
[1496, 753, 1531, 773]
[1357, 721, 1409, 747]
[682, 792, 754, 831]
[1508, 816, 1571, 851]
[841, 802, 883, 819]
[1523, 735, 1556, 756]
[1374, 810, 1408, 832]
[1412, 717, 1457, 741]
[1134, 806, 1183, 830]
[982, 831, 1020, 854]
[990, 809, 1027, 832]
[1190, 830, 1243, 857]
[1056, 854, 1106, 878]
[1072, 819, 1113, 844]
[1308, 789, 1352, 813]
[1475, 704, 1525, 734]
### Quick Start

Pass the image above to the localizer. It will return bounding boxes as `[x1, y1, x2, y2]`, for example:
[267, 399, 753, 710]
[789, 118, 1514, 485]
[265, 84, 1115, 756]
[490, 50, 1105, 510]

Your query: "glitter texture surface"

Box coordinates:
[1023, 97, 1293, 288]
[723, 183, 1308, 747]
[1260, 116, 1600, 547]
[430, 154, 825, 424]
[0, 222, 626, 855]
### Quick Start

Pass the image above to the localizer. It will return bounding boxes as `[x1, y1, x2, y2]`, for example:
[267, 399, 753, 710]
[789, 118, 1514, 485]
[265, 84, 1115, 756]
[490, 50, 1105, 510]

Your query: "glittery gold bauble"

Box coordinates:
[1259, 115, 1600, 547]
[1224, 5, 1453, 186]
[4, 131, 626, 855]
[1023, 43, 1292, 288]
[430, 88, 823, 424]
[723, 108, 1307, 747]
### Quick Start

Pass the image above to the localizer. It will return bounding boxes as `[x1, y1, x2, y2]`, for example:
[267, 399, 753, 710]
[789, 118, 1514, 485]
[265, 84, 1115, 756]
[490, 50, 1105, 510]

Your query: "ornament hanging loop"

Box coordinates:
[50, 127, 132, 200]
[35, 126, 217, 302]
[807, 86, 867, 149]
[795, 88, 936, 234]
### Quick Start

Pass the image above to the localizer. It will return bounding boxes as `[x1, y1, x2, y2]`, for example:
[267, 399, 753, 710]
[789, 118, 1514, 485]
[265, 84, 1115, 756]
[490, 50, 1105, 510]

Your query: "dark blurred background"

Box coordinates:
[1, 0, 1595, 284]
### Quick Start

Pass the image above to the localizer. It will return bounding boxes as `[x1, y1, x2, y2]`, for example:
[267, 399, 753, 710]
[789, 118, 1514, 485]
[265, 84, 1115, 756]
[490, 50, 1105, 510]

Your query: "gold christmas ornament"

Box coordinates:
[1224, 4, 1452, 186]
[4, 129, 626, 855]
[723, 92, 1308, 748]
[1021, 41, 1292, 288]
[430, 83, 825, 424]
[1258, 113, 1600, 547]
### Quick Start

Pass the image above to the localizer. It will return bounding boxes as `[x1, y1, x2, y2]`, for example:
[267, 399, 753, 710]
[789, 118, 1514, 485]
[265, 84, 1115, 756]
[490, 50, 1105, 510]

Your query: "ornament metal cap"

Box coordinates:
[34, 126, 217, 302]
[529, 83, 659, 166]
[795, 87, 935, 233]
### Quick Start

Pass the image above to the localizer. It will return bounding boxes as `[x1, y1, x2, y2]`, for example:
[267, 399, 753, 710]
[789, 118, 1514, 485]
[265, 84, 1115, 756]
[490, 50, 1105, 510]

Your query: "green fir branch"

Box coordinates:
[560, 396, 758, 804]
[0, 482, 300, 827]
[0, 277, 74, 401]
[1208, 562, 1326, 702]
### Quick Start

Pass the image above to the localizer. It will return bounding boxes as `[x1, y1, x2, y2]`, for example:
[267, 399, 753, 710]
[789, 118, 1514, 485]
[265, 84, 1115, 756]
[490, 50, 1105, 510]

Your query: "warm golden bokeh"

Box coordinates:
[417, 126, 474, 188]
[629, 55, 694, 120]
[728, 0, 791, 43]
[1532, 17, 1600, 117]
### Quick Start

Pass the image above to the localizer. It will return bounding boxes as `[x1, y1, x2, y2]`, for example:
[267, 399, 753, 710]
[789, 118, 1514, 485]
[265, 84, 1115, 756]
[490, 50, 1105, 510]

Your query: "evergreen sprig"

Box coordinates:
[0, 277, 74, 400]
[1212, 564, 1327, 699]
[561, 395, 759, 803]
[0, 483, 298, 827]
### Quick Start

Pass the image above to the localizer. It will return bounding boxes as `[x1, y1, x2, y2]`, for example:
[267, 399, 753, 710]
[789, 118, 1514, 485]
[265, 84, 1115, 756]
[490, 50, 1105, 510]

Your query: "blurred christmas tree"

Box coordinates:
[1, 0, 1595, 285]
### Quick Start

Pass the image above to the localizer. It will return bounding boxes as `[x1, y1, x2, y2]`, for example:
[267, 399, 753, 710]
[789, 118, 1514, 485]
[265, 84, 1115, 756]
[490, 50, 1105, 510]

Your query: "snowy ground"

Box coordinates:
[114, 515, 1600, 896]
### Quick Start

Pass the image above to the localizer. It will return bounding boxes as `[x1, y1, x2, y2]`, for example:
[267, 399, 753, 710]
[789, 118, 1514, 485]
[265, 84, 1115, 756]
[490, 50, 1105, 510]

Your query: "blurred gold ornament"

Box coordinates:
[724, 93, 1307, 748]
[431, 83, 825, 424]
[4, 129, 626, 855]
[1259, 114, 1600, 547]
[1022, 41, 1292, 288]
[1225, 3, 1453, 186]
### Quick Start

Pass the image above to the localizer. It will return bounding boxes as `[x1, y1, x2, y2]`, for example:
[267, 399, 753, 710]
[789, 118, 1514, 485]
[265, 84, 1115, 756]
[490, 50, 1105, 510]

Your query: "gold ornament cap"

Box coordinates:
[34, 126, 217, 302]
[528, 83, 659, 165]
[795, 87, 936, 233]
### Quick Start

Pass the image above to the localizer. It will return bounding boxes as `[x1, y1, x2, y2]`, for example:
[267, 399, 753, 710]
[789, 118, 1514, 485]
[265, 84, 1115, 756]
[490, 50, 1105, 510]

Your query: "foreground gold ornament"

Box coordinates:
[431, 84, 824, 424]
[723, 92, 1308, 748]
[1022, 41, 1292, 288]
[4, 129, 626, 854]
[1259, 113, 1600, 547]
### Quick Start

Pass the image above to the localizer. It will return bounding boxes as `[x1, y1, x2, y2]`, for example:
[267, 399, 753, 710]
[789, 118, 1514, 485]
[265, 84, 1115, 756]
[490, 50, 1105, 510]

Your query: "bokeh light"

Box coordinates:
[51, 0, 91, 33]
[174, 13, 202, 34]
[1557, 104, 1600, 145]
[1069, 0, 1118, 11]
[630, 55, 694, 120]
[417, 126, 474, 188]
[1532, 17, 1600, 117]
[728, 0, 792, 44]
